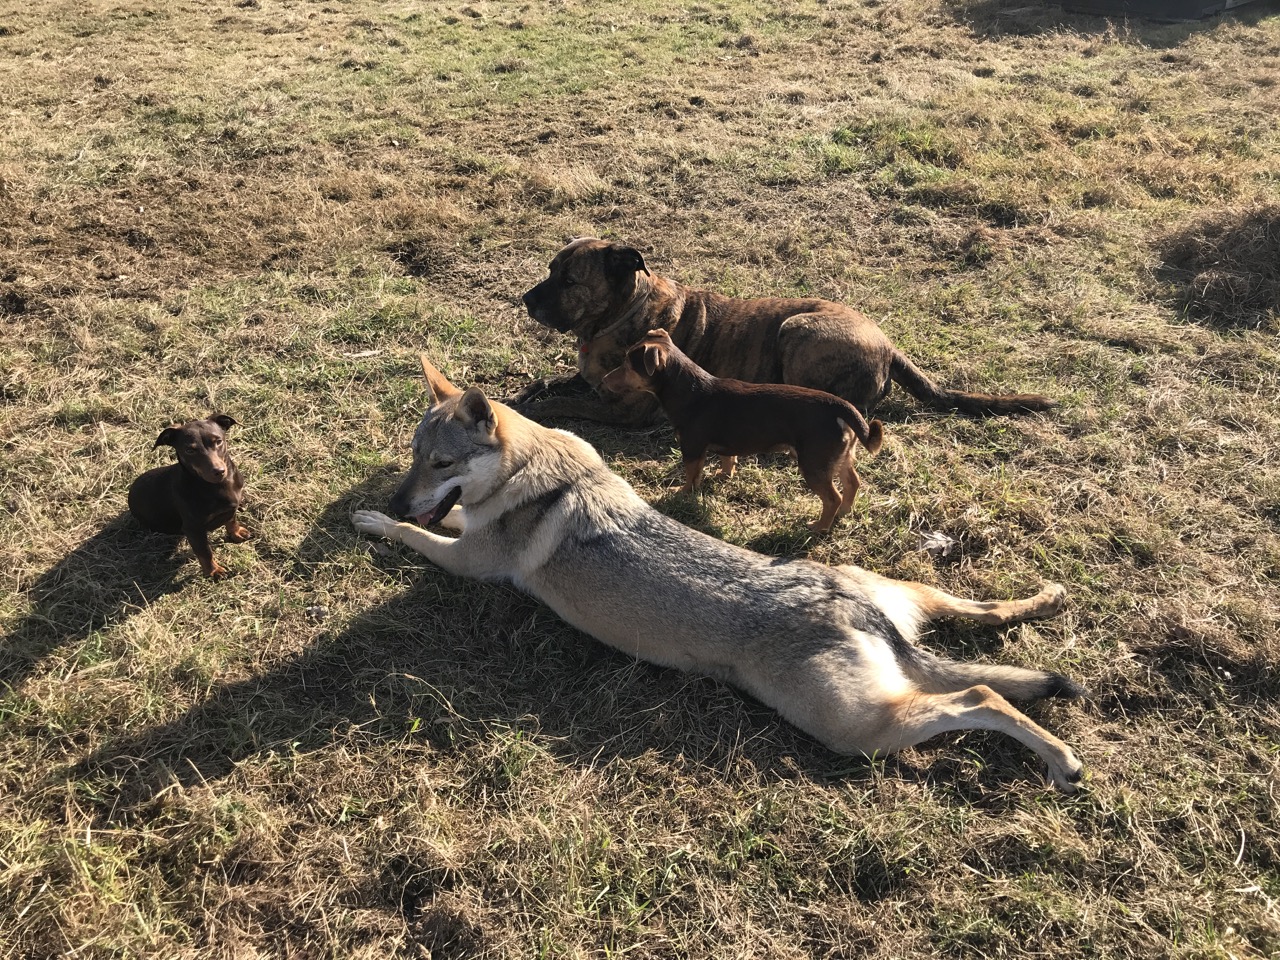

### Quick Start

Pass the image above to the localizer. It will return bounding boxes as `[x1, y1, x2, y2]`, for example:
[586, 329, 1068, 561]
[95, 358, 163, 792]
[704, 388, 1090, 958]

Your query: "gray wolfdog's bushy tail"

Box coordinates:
[903, 649, 1087, 701]
[889, 350, 1054, 416]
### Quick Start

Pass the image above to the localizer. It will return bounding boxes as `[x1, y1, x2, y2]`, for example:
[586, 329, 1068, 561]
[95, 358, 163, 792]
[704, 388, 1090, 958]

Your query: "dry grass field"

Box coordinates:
[2, 0, 1279, 956]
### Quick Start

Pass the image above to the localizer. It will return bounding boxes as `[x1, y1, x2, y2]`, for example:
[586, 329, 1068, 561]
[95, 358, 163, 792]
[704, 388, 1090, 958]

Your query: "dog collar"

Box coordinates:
[575, 285, 656, 359]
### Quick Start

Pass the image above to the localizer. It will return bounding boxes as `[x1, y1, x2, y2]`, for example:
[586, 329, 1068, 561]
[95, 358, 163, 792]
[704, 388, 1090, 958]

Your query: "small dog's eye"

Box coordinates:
[432, 459, 454, 469]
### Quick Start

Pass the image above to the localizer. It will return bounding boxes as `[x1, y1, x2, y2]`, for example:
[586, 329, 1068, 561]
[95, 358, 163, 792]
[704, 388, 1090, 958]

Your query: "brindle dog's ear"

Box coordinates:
[153, 427, 180, 449]
[642, 344, 666, 377]
[607, 244, 650, 277]
[210, 414, 237, 431]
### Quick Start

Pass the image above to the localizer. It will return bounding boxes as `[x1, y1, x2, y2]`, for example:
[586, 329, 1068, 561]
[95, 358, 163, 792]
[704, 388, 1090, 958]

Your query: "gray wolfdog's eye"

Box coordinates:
[431, 459, 454, 469]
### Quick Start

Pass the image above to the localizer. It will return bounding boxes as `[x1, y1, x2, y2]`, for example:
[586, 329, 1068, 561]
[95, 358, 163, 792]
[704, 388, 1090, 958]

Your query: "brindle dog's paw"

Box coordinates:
[510, 377, 557, 406]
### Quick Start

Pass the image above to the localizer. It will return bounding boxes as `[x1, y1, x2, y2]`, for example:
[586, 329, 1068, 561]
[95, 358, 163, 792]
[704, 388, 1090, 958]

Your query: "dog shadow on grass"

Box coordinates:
[1, 513, 190, 693]
[65, 471, 1085, 819]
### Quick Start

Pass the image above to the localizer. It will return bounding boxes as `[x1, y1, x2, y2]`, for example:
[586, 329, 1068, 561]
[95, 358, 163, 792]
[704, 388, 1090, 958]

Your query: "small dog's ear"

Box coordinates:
[420, 354, 462, 405]
[153, 427, 179, 449]
[210, 414, 237, 431]
[608, 244, 650, 277]
[642, 344, 666, 377]
[455, 386, 496, 436]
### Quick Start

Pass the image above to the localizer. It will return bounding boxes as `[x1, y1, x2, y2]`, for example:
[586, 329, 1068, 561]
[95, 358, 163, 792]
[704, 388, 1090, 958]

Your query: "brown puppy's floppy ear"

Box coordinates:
[153, 427, 180, 449]
[642, 343, 666, 377]
[420, 354, 462, 405]
[607, 244, 650, 277]
[454, 386, 496, 437]
[210, 414, 237, 431]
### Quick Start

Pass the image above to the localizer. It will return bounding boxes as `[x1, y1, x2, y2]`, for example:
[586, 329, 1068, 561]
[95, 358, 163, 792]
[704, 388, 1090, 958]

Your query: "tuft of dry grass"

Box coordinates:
[2, 1, 1279, 958]
[1158, 204, 1280, 330]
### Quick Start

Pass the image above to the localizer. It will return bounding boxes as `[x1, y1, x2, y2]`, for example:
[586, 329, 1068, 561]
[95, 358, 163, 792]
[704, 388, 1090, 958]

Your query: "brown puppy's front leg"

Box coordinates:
[680, 452, 707, 493]
[188, 528, 226, 579]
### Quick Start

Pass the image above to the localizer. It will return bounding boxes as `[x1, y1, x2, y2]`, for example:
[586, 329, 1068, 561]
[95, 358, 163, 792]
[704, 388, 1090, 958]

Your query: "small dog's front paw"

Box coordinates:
[207, 562, 230, 580]
[352, 510, 400, 541]
[226, 523, 252, 543]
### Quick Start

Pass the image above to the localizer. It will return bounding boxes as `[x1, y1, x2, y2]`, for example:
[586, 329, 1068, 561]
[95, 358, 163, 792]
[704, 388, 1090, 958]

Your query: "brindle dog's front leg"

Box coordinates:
[352, 510, 484, 578]
[516, 391, 661, 426]
[509, 372, 594, 407]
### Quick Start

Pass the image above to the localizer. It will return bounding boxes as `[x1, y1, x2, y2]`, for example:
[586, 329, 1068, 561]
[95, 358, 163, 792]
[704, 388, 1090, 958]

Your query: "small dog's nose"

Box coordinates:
[211, 466, 227, 479]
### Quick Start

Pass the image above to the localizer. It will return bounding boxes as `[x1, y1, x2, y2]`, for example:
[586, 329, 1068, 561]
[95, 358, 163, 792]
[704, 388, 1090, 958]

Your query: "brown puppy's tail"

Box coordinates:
[889, 349, 1054, 416]
[836, 401, 884, 454]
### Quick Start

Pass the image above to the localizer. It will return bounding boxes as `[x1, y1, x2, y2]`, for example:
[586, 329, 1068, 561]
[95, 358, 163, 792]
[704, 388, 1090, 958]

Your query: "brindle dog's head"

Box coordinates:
[522, 238, 649, 337]
[154, 415, 238, 484]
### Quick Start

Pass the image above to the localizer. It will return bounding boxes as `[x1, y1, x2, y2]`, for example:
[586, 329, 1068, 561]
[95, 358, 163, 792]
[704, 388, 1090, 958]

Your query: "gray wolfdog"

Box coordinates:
[352, 357, 1085, 791]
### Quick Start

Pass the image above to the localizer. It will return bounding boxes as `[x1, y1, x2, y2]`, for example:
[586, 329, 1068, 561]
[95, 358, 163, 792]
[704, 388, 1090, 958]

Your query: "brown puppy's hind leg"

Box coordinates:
[862, 687, 1083, 792]
[835, 446, 860, 519]
[799, 455, 843, 532]
[716, 455, 738, 480]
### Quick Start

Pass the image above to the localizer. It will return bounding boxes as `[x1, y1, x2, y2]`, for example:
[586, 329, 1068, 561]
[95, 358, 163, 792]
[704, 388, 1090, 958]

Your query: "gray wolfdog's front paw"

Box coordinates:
[352, 509, 401, 541]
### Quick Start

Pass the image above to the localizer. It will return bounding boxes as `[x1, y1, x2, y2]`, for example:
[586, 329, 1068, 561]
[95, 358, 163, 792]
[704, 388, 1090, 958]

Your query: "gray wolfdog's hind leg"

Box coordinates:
[911, 581, 1067, 626]
[351, 510, 485, 578]
[868, 686, 1084, 793]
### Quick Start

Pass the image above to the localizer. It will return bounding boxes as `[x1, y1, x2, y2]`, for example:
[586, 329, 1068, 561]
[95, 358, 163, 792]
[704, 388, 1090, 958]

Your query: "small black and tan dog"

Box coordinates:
[128, 415, 250, 578]
[603, 330, 884, 532]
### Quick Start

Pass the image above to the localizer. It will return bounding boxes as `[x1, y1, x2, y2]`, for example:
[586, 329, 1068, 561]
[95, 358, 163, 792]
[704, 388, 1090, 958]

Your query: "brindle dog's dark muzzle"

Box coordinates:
[521, 283, 575, 333]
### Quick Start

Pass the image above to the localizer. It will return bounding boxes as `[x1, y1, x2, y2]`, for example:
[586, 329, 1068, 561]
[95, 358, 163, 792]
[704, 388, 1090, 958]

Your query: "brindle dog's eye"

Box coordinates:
[562, 276, 575, 287]
[432, 459, 454, 470]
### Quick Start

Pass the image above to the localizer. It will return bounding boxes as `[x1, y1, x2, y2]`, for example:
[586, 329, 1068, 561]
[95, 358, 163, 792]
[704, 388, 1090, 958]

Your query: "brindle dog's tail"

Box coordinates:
[888, 349, 1054, 416]
[904, 649, 1088, 701]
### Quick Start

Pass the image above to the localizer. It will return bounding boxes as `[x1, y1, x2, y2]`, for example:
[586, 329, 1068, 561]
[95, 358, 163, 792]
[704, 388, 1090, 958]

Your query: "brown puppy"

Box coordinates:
[603, 330, 884, 531]
[128, 415, 250, 579]
[517, 237, 1054, 426]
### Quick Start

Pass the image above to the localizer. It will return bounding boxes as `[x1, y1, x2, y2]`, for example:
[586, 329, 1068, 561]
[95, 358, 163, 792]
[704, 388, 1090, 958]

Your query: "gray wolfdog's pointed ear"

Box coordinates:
[455, 386, 496, 437]
[419, 354, 462, 405]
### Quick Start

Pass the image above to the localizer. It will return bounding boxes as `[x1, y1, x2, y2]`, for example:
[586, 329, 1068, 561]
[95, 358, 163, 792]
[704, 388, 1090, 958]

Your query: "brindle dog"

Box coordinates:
[517, 237, 1054, 426]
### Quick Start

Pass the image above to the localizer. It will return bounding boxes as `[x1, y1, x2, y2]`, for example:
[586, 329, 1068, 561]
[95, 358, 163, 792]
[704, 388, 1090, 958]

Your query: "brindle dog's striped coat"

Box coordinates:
[516, 237, 1055, 426]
